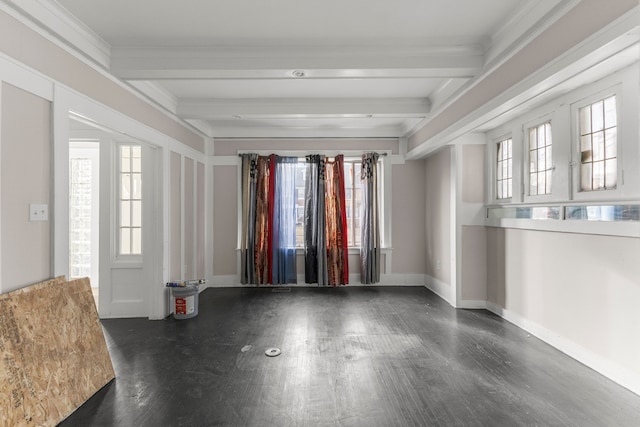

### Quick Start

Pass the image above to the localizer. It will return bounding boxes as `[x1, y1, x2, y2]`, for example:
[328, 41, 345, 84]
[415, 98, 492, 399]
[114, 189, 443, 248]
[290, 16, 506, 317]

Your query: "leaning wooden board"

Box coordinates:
[0, 277, 115, 426]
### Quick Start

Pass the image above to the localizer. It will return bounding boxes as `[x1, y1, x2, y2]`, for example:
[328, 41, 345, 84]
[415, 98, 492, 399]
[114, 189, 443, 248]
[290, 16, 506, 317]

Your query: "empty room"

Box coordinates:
[0, 0, 639, 425]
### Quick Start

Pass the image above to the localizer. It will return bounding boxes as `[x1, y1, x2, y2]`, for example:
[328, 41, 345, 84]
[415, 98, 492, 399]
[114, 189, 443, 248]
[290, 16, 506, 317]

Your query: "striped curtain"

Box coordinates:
[270, 155, 298, 284]
[360, 153, 380, 284]
[254, 156, 270, 284]
[304, 155, 328, 285]
[325, 155, 349, 285]
[240, 153, 258, 284]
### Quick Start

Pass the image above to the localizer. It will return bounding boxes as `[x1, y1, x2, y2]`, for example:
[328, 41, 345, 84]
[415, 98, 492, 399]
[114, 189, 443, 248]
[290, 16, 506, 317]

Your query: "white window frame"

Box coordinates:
[570, 84, 625, 202]
[489, 133, 515, 204]
[116, 142, 143, 259]
[521, 114, 561, 204]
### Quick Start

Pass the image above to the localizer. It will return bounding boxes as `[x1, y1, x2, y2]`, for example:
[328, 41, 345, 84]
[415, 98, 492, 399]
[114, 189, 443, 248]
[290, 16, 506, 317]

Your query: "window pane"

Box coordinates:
[604, 96, 616, 129]
[592, 100, 604, 132]
[580, 134, 591, 158]
[132, 157, 141, 173]
[593, 161, 605, 190]
[605, 159, 617, 189]
[579, 105, 591, 135]
[120, 201, 131, 227]
[545, 146, 552, 171]
[507, 179, 512, 198]
[131, 228, 142, 254]
[131, 146, 141, 158]
[120, 229, 131, 255]
[545, 170, 553, 194]
[530, 151, 537, 173]
[530, 172, 538, 195]
[132, 201, 142, 227]
[592, 131, 604, 161]
[537, 171, 545, 194]
[545, 123, 552, 147]
[605, 128, 617, 159]
[132, 173, 142, 199]
[121, 174, 131, 199]
[537, 148, 545, 171]
[529, 128, 536, 150]
[581, 163, 592, 191]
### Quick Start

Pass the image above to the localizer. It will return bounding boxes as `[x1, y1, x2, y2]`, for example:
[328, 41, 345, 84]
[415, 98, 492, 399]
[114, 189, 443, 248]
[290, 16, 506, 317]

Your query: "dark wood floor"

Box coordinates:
[60, 287, 640, 426]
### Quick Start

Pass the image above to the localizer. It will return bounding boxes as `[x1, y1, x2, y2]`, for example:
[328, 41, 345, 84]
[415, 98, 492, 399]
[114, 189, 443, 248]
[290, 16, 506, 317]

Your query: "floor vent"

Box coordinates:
[271, 287, 291, 293]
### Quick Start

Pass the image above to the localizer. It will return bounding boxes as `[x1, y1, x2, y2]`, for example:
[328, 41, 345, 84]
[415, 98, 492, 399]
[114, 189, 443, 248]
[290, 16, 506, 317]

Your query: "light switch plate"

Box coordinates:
[29, 204, 48, 221]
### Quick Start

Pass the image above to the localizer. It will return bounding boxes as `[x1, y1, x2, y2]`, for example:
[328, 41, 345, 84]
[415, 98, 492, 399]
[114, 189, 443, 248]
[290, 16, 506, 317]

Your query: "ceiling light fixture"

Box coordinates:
[291, 70, 306, 78]
[232, 115, 243, 119]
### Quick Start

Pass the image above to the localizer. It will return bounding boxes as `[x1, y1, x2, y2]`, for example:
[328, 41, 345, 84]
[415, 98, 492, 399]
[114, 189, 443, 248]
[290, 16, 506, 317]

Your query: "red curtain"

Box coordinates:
[254, 156, 270, 284]
[325, 155, 349, 285]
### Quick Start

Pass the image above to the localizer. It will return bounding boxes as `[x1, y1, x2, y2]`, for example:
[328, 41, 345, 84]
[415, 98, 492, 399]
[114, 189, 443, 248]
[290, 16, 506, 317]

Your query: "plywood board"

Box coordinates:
[0, 277, 115, 426]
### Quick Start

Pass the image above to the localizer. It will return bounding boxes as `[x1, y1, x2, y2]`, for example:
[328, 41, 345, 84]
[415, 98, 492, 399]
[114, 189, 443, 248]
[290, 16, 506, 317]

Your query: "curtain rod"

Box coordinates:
[237, 152, 388, 157]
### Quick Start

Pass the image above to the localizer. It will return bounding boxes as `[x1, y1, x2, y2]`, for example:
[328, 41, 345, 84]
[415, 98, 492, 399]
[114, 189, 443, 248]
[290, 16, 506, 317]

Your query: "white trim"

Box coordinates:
[484, 217, 640, 238]
[0, 53, 53, 101]
[456, 300, 487, 309]
[1, 0, 111, 68]
[379, 274, 426, 286]
[424, 274, 453, 306]
[0, 3, 207, 142]
[407, 6, 640, 158]
[486, 302, 640, 397]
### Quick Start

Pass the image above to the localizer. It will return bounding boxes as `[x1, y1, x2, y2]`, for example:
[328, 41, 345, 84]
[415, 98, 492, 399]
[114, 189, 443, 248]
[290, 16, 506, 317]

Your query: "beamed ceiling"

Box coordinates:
[13, 1, 640, 150]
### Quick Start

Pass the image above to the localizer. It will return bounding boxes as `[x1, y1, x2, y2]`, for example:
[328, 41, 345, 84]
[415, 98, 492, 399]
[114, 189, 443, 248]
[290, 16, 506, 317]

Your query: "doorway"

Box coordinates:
[69, 140, 100, 307]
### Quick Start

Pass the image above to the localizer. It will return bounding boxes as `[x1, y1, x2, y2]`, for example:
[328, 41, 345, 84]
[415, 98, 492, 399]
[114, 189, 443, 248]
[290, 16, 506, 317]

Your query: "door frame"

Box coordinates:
[53, 86, 170, 319]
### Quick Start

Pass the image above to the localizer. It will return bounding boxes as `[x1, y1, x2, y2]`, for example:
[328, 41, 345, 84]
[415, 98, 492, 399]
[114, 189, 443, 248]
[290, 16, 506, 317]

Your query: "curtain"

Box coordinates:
[361, 152, 380, 284]
[240, 153, 258, 284]
[325, 155, 349, 285]
[270, 155, 298, 284]
[254, 156, 270, 284]
[304, 155, 327, 285]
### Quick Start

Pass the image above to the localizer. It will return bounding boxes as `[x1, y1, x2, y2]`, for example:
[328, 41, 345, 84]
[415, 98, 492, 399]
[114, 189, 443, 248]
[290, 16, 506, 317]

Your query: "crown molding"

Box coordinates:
[1, 0, 111, 68]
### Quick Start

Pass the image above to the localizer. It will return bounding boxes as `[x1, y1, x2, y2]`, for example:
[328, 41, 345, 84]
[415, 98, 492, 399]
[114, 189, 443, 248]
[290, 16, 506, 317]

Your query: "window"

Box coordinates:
[290, 157, 377, 248]
[69, 157, 92, 277]
[343, 160, 363, 247]
[579, 95, 617, 191]
[528, 122, 553, 195]
[496, 138, 513, 199]
[118, 144, 142, 255]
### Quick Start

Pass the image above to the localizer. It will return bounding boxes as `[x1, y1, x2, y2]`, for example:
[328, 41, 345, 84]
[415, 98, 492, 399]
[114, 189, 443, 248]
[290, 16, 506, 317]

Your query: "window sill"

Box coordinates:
[485, 203, 640, 238]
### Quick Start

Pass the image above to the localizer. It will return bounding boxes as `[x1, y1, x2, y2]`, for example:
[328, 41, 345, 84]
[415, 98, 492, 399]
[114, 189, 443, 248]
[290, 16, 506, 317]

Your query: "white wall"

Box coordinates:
[0, 83, 51, 292]
[482, 61, 640, 395]
[487, 228, 640, 395]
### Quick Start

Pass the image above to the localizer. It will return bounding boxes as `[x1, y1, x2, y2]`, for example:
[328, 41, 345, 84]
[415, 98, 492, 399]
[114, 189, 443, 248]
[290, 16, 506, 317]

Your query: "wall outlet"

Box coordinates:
[435, 259, 441, 271]
[29, 204, 48, 221]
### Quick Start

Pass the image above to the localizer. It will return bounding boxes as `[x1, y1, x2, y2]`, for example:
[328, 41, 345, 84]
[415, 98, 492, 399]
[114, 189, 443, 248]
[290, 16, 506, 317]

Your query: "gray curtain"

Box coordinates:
[360, 153, 380, 284]
[304, 155, 328, 285]
[240, 153, 258, 284]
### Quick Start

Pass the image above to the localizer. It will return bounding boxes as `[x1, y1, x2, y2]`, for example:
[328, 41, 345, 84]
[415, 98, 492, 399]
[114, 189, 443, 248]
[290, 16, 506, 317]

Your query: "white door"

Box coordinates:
[99, 139, 161, 318]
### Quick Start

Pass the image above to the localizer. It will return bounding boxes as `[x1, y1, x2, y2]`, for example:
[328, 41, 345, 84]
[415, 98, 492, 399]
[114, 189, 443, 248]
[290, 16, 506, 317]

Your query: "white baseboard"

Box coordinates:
[457, 299, 487, 309]
[486, 302, 640, 397]
[208, 274, 427, 288]
[424, 274, 453, 305]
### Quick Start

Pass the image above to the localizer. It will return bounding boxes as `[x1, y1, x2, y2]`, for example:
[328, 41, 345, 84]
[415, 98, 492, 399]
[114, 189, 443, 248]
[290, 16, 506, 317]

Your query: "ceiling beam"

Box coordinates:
[177, 97, 430, 119]
[111, 45, 483, 80]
